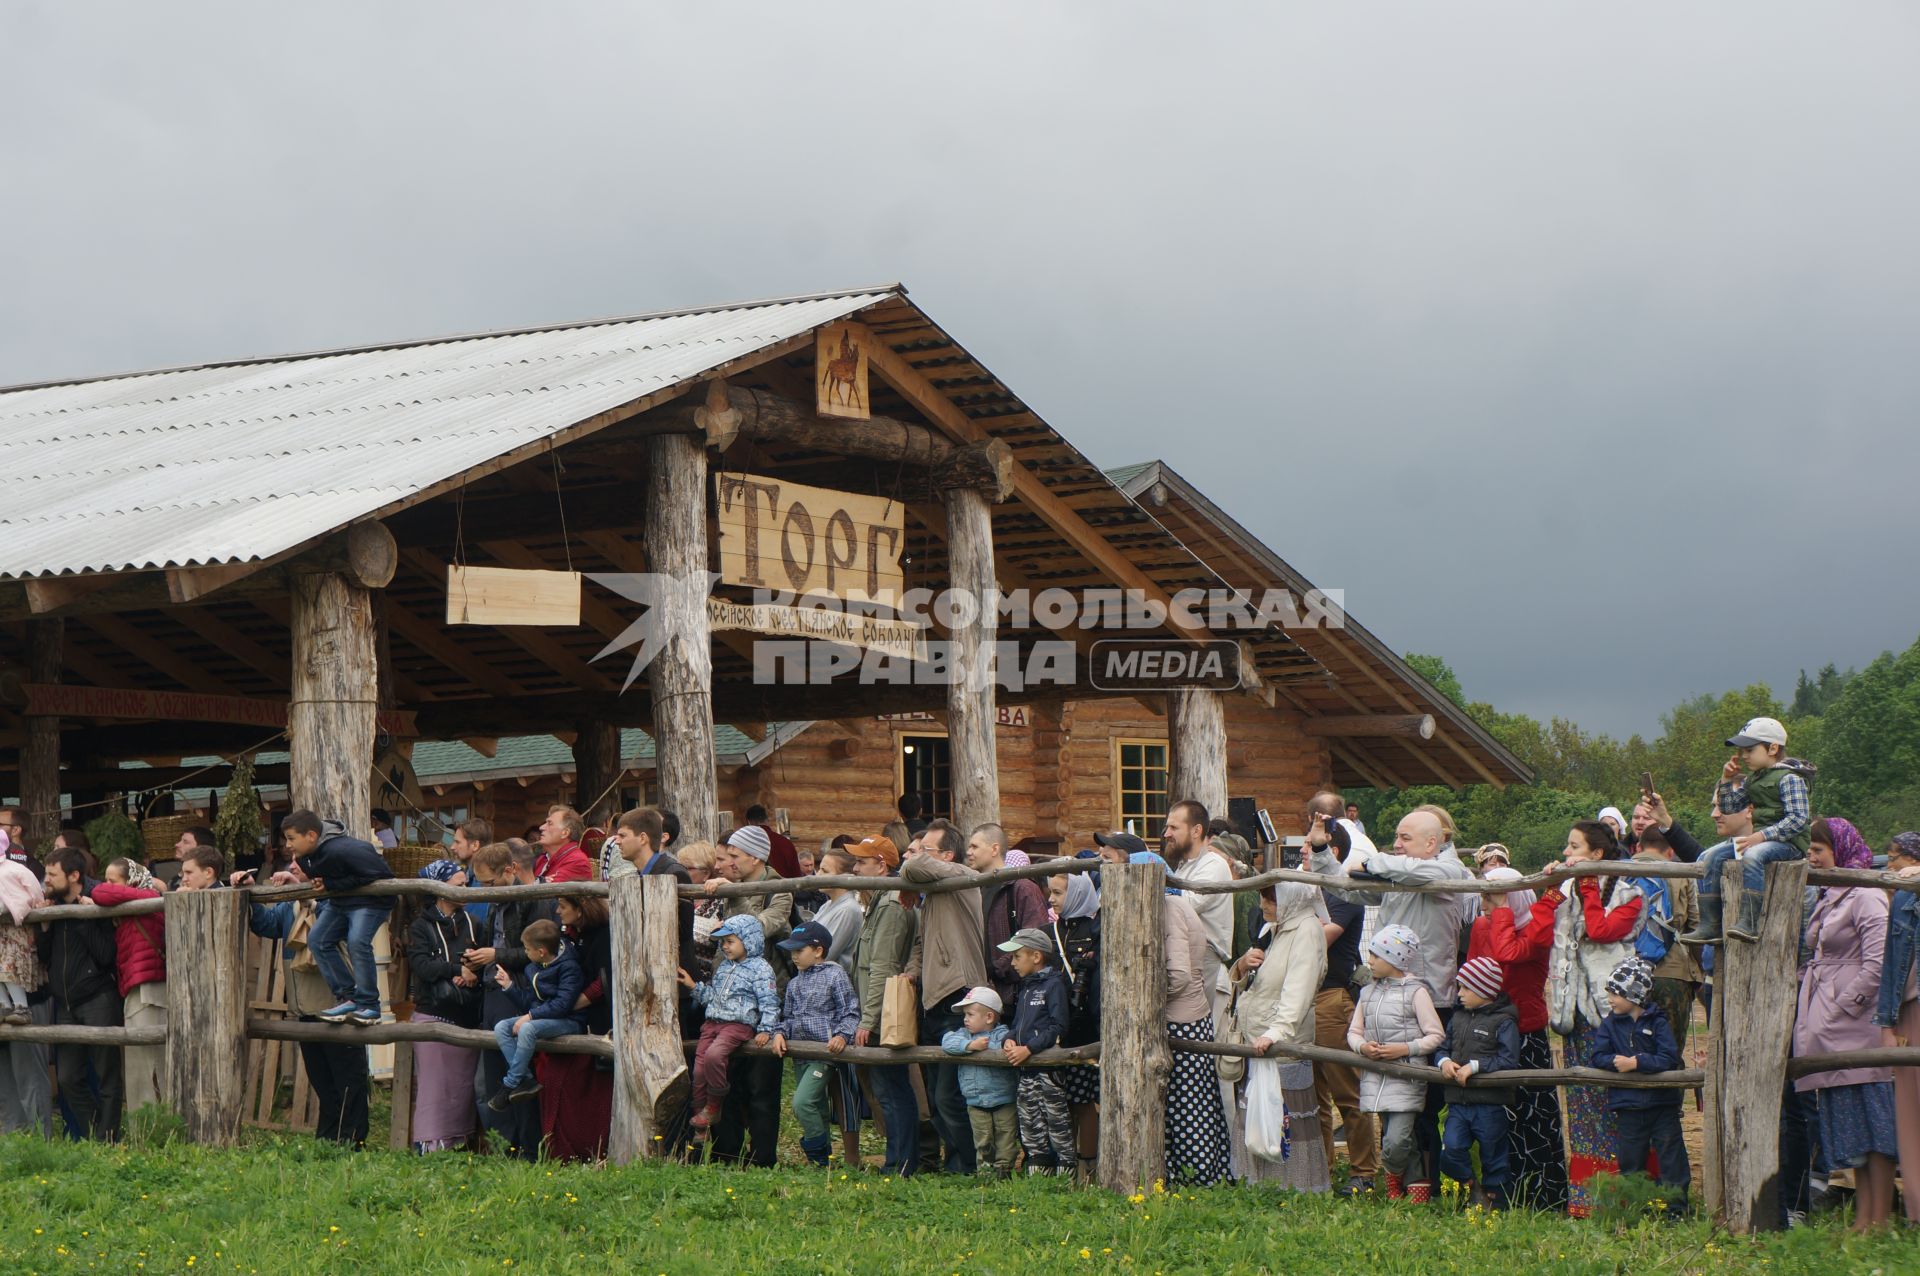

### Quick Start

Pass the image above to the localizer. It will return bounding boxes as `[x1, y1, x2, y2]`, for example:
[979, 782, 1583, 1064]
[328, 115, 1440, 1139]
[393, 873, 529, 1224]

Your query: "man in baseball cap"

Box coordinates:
[1093, 830, 1148, 863]
[846, 834, 899, 869]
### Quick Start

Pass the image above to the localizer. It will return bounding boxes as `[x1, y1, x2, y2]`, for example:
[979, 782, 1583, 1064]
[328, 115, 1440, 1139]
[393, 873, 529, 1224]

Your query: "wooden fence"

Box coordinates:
[5, 856, 1920, 1234]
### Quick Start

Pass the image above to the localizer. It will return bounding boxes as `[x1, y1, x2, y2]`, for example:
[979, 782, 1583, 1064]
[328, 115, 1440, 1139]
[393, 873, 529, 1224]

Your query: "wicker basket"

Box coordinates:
[384, 843, 446, 878]
[142, 813, 202, 858]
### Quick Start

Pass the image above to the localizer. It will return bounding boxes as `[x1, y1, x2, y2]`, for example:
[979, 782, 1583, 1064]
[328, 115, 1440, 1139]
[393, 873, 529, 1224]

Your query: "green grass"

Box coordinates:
[2, 1134, 1913, 1275]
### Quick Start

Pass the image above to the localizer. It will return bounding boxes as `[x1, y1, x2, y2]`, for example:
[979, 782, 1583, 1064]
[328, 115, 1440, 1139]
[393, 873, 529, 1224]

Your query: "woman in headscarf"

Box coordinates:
[1874, 831, 1920, 1226]
[1795, 816, 1896, 1231]
[1133, 849, 1234, 1185]
[1468, 864, 1570, 1212]
[1049, 867, 1102, 1179]
[1229, 880, 1331, 1192]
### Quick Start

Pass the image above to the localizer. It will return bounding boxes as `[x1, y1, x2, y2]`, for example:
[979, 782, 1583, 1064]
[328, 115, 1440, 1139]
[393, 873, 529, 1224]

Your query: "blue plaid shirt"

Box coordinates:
[773, 960, 859, 1043]
[1716, 769, 1811, 846]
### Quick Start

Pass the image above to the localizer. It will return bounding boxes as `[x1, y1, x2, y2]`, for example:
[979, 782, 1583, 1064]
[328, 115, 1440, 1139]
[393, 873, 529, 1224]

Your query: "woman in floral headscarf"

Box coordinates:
[1795, 817, 1895, 1231]
[1875, 831, 1920, 1224]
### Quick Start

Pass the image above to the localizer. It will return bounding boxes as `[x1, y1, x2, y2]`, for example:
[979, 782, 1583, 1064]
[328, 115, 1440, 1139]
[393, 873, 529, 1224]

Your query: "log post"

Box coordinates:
[573, 716, 623, 828]
[21, 618, 63, 848]
[644, 432, 720, 845]
[940, 485, 1001, 832]
[609, 873, 689, 1163]
[1166, 688, 1228, 823]
[289, 572, 377, 838]
[1704, 857, 1808, 1233]
[1096, 861, 1170, 1192]
[165, 887, 251, 1145]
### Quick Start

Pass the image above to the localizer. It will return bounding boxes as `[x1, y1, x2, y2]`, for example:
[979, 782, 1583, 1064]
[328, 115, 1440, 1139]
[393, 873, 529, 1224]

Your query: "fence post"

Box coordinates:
[1097, 861, 1170, 1193]
[1704, 857, 1807, 1233]
[609, 873, 690, 1164]
[164, 888, 250, 1145]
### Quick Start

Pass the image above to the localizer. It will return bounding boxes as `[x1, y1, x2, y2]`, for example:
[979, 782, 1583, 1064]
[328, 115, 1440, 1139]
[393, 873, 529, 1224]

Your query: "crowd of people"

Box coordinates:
[3, 711, 1920, 1230]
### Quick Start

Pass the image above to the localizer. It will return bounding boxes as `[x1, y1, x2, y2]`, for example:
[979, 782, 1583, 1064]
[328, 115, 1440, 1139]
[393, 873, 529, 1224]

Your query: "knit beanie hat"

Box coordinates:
[726, 825, 772, 862]
[1455, 956, 1503, 1001]
[1366, 924, 1420, 971]
[1605, 955, 1655, 1007]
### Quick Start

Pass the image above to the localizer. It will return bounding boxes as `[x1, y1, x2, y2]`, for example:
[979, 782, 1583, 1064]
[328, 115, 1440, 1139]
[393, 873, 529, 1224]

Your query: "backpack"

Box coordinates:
[1631, 874, 1674, 966]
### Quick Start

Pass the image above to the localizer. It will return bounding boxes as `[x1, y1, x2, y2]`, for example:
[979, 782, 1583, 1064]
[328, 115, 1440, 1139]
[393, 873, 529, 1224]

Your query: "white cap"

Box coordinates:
[952, 985, 1003, 1015]
[1726, 717, 1787, 749]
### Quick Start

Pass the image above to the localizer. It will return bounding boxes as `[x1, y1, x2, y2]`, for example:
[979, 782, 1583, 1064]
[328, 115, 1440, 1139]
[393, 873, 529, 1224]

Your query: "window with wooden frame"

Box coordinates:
[897, 733, 953, 822]
[1112, 738, 1169, 843]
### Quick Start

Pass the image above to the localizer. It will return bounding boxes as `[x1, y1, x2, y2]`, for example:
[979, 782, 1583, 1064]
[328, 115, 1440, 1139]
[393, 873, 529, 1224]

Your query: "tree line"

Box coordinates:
[1345, 635, 1920, 870]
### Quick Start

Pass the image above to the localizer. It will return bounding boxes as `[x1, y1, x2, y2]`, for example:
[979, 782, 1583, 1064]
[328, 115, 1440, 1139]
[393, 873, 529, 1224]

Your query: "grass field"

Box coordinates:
[2, 1132, 1912, 1276]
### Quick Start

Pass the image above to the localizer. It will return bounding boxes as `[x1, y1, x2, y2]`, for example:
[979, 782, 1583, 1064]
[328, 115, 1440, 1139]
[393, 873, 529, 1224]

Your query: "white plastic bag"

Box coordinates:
[1242, 1058, 1291, 1164]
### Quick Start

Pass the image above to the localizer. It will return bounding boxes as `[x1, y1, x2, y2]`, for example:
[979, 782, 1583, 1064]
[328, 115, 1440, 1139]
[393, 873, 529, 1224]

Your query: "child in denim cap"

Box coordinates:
[941, 985, 1018, 1177]
[676, 913, 779, 1141]
[770, 920, 859, 1166]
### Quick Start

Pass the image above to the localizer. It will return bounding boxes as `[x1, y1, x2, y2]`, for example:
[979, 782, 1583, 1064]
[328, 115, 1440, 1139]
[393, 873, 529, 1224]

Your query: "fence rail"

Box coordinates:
[9, 855, 1919, 1231]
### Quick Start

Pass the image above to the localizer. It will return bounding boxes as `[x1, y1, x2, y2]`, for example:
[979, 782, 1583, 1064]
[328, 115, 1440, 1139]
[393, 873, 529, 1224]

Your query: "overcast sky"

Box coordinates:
[5, 2, 1916, 738]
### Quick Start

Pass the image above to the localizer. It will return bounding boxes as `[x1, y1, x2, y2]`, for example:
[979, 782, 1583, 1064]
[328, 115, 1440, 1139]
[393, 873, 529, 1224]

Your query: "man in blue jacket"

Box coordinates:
[277, 809, 394, 1027]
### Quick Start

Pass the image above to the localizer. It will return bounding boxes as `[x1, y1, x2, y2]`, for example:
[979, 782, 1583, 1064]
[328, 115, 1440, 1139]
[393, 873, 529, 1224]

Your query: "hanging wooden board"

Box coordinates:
[445, 564, 581, 626]
[714, 472, 904, 602]
[815, 322, 871, 420]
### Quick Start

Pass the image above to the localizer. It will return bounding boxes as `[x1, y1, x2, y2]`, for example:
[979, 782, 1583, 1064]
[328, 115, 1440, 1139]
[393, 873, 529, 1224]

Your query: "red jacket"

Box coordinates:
[536, 842, 593, 883]
[1467, 889, 1562, 1034]
[89, 881, 166, 996]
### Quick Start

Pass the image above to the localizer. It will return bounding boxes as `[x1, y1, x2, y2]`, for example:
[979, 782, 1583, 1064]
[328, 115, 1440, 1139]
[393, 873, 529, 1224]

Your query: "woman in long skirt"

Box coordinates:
[1546, 822, 1642, 1216]
[407, 897, 484, 1153]
[1138, 849, 1234, 1186]
[538, 896, 615, 1161]
[1231, 881, 1331, 1193]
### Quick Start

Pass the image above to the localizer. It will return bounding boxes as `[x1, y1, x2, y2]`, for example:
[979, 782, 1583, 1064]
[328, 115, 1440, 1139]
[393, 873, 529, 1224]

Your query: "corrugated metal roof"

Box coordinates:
[0, 288, 897, 580]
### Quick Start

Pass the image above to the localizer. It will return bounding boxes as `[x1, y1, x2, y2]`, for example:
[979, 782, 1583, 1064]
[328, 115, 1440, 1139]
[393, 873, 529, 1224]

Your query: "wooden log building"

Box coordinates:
[0, 285, 1528, 849]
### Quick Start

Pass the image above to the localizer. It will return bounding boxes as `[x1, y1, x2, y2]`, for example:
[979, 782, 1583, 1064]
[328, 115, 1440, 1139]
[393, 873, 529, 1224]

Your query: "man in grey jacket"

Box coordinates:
[1310, 807, 1471, 1190]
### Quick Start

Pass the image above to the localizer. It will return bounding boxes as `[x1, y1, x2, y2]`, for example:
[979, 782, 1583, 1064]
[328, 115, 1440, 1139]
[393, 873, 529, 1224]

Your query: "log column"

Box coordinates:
[573, 715, 623, 827]
[1703, 857, 1809, 1232]
[644, 433, 719, 845]
[941, 485, 1000, 833]
[1167, 688, 1229, 823]
[165, 887, 250, 1145]
[289, 572, 378, 836]
[609, 873, 689, 1163]
[1096, 861, 1170, 1192]
[21, 618, 63, 848]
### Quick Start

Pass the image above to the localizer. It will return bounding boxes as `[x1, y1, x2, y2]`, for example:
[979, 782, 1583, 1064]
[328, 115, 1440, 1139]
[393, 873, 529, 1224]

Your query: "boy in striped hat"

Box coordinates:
[1435, 955, 1520, 1208]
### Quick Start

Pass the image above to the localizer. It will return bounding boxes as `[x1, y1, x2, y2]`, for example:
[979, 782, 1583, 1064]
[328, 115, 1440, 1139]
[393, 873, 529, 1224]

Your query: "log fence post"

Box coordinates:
[609, 873, 690, 1163]
[1702, 857, 1808, 1233]
[1096, 861, 1169, 1192]
[164, 888, 251, 1146]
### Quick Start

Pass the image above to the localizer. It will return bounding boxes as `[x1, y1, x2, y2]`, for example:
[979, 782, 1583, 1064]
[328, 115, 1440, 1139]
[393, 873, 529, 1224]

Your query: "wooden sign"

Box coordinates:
[708, 597, 926, 662]
[879, 706, 1029, 728]
[715, 472, 904, 602]
[18, 683, 417, 737]
[815, 322, 870, 419]
[446, 564, 581, 626]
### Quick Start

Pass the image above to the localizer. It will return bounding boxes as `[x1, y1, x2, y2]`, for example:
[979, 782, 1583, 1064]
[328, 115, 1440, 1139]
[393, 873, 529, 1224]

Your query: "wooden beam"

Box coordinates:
[165, 522, 399, 606]
[382, 601, 526, 700]
[168, 607, 287, 687]
[467, 737, 498, 759]
[1303, 713, 1436, 740]
[24, 575, 115, 614]
[75, 615, 231, 695]
[862, 330, 1217, 646]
